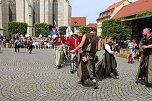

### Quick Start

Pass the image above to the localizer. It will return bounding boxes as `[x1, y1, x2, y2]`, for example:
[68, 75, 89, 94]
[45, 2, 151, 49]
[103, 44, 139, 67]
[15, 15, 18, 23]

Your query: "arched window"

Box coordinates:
[8, 0, 16, 21]
[53, 0, 58, 26]
[33, 0, 40, 24]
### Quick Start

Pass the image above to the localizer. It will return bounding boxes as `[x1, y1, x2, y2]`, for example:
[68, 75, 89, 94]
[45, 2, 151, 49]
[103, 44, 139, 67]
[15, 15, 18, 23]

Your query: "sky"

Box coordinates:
[68, 0, 138, 24]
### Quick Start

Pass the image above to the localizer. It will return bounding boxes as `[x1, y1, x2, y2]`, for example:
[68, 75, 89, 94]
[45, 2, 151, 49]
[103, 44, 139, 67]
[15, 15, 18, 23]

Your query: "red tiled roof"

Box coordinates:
[104, 0, 126, 11]
[97, 0, 126, 20]
[71, 17, 86, 26]
[113, 0, 152, 19]
[87, 23, 97, 27]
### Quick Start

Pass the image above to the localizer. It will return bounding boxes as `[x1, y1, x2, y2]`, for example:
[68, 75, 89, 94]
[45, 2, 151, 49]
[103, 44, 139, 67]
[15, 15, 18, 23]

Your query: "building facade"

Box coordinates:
[0, 0, 71, 36]
[71, 17, 86, 31]
[96, 0, 130, 36]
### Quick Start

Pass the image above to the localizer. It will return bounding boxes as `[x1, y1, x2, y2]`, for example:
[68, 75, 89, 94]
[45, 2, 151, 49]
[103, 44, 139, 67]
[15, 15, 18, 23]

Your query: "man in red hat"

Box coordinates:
[67, 30, 82, 73]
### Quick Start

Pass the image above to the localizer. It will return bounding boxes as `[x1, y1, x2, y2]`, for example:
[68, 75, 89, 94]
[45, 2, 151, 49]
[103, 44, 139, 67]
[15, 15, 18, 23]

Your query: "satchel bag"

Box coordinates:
[82, 55, 89, 62]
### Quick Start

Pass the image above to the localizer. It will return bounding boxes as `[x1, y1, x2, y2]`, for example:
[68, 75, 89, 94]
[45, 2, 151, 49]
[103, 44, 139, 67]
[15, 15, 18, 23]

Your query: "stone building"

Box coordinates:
[0, 0, 71, 36]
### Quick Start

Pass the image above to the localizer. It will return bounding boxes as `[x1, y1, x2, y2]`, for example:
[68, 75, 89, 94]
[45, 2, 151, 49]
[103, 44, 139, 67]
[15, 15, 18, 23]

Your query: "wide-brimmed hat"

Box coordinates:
[73, 30, 79, 35]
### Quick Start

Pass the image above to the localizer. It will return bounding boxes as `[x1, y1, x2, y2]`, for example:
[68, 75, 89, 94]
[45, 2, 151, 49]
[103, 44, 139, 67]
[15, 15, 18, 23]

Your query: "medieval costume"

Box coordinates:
[67, 32, 82, 73]
[77, 33, 99, 87]
[96, 43, 119, 80]
[53, 36, 64, 69]
[136, 38, 152, 87]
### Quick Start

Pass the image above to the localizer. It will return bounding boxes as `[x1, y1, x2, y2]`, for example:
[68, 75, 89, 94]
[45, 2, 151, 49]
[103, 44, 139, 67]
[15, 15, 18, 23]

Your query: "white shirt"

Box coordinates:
[128, 42, 133, 49]
[105, 44, 114, 54]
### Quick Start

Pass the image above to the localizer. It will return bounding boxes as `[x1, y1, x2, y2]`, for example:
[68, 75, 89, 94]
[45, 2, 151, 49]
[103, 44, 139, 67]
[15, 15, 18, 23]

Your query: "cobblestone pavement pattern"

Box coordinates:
[0, 48, 152, 101]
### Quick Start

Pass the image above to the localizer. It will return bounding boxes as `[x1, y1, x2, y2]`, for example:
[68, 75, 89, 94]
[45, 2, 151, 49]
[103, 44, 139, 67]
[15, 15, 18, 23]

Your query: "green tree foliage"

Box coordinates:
[59, 26, 74, 35]
[59, 26, 67, 35]
[79, 26, 90, 34]
[34, 23, 49, 37]
[136, 10, 152, 17]
[8, 22, 28, 35]
[102, 19, 131, 39]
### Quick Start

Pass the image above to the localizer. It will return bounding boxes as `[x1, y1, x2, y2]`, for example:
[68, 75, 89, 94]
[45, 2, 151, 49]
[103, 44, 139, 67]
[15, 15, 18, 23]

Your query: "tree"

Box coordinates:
[102, 19, 131, 39]
[59, 26, 74, 35]
[79, 26, 90, 34]
[136, 10, 152, 17]
[59, 26, 67, 35]
[8, 22, 28, 35]
[34, 23, 49, 37]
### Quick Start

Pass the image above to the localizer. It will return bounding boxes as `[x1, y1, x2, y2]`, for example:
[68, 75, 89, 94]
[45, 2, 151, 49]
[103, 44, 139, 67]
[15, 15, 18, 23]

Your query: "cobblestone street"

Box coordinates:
[0, 48, 152, 101]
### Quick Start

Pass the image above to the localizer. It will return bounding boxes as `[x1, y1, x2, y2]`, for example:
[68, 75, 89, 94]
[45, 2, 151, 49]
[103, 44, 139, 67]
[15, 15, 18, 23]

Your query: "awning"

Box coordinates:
[122, 16, 152, 27]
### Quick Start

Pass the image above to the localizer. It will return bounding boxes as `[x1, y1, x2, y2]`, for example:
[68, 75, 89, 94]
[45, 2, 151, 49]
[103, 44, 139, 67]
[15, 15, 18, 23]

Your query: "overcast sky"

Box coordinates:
[68, 0, 138, 24]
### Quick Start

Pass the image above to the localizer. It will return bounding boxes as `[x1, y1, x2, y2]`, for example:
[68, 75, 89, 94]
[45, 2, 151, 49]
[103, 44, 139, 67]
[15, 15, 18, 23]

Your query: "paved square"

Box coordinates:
[0, 48, 152, 101]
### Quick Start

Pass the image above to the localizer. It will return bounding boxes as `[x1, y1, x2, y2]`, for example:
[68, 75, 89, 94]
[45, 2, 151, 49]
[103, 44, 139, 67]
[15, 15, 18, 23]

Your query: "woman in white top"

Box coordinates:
[96, 36, 119, 79]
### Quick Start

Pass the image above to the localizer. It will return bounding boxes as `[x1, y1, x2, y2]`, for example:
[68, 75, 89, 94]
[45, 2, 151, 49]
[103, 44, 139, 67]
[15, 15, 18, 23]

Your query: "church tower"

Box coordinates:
[0, 0, 71, 36]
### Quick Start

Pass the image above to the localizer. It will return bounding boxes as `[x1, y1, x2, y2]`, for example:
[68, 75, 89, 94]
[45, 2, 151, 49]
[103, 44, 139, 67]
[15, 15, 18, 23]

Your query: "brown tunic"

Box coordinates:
[77, 33, 99, 80]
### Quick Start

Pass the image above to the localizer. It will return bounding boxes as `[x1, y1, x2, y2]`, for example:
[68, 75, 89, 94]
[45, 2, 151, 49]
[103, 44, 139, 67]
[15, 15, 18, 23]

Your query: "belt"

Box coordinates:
[83, 51, 96, 53]
[55, 46, 62, 48]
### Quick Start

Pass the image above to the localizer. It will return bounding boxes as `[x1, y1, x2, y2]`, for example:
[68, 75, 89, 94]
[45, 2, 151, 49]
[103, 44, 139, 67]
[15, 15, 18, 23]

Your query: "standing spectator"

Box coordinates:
[10, 39, 14, 48]
[14, 37, 20, 53]
[132, 40, 138, 60]
[3, 37, 6, 48]
[38, 39, 42, 49]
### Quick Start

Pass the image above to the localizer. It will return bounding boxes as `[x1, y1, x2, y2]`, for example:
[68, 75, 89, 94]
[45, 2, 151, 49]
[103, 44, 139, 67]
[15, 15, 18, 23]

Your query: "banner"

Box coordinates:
[66, 26, 73, 38]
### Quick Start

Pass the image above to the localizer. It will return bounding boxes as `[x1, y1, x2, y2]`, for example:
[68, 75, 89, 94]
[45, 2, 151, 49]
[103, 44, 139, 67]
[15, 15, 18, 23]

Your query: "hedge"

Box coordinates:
[79, 26, 90, 34]
[136, 10, 152, 18]
[34, 23, 49, 37]
[102, 19, 131, 39]
[8, 22, 28, 35]
[59, 26, 74, 35]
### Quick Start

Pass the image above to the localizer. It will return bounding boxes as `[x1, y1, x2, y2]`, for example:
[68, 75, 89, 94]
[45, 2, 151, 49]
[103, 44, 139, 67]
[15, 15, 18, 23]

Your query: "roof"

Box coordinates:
[71, 17, 86, 27]
[104, 0, 126, 11]
[87, 23, 97, 27]
[122, 15, 152, 27]
[113, 0, 152, 19]
[97, 0, 126, 20]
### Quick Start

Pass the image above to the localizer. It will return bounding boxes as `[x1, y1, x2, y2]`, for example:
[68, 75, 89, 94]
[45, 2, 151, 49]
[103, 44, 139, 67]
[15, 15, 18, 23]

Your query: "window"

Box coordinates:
[8, 0, 16, 21]
[108, 11, 111, 15]
[33, 0, 40, 24]
[103, 13, 106, 17]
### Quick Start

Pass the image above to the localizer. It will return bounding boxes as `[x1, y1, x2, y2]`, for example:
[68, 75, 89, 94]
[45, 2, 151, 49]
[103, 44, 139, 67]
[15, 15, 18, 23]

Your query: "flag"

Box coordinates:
[66, 26, 73, 38]
[50, 20, 58, 36]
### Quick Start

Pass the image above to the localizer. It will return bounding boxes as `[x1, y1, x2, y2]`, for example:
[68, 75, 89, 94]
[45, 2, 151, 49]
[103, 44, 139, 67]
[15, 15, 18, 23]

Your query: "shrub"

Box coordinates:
[136, 10, 152, 17]
[59, 26, 74, 35]
[102, 19, 131, 39]
[79, 26, 90, 34]
[8, 22, 27, 35]
[34, 23, 49, 37]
